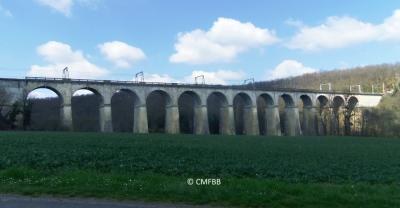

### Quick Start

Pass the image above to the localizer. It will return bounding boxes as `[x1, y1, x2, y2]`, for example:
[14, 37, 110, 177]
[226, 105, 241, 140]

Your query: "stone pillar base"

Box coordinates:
[100, 104, 113, 132]
[220, 105, 235, 135]
[265, 106, 281, 136]
[60, 104, 73, 131]
[284, 107, 301, 136]
[134, 105, 148, 134]
[166, 105, 180, 134]
[194, 105, 209, 135]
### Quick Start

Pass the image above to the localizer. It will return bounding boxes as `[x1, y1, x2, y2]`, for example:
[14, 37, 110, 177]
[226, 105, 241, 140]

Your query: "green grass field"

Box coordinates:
[1, 132, 400, 207]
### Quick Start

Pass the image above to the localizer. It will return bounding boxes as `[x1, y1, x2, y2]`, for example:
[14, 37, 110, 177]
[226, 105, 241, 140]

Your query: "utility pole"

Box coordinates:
[319, 83, 331, 91]
[135, 71, 144, 82]
[243, 78, 255, 90]
[62, 67, 69, 79]
[195, 75, 205, 85]
[349, 84, 362, 93]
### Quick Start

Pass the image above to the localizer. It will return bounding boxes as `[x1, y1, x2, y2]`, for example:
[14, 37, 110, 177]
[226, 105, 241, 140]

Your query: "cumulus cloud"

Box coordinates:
[35, 0, 100, 16]
[132, 70, 245, 85]
[183, 70, 245, 85]
[99, 41, 146, 68]
[170, 17, 279, 64]
[142, 74, 179, 83]
[28, 41, 108, 79]
[265, 60, 318, 80]
[287, 9, 400, 51]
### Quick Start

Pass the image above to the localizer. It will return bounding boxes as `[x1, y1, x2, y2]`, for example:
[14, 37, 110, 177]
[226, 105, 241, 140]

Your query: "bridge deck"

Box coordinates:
[0, 77, 383, 96]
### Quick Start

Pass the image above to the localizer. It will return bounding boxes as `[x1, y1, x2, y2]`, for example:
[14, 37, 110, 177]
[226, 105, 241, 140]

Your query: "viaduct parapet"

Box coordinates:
[0, 77, 383, 136]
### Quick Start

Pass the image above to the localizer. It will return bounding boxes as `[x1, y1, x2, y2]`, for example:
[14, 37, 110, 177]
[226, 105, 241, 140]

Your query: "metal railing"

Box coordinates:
[14, 77, 383, 95]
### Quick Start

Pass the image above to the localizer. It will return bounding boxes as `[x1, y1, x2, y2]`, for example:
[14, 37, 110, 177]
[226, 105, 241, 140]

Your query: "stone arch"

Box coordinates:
[146, 89, 172, 133]
[347, 96, 359, 110]
[299, 94, 316, 136]
[25, 86, 64, 131]
[71, 87, 104, 132]
[257, 93, 280, 136]
[178, 91, 202, 134]
[26, 86, 64, 103]
[111, 89, 141, 132]
[279, 93, 301, 136]
[233, 92, 254, 135]
[316, 95, 330, 135]
[345, 96, 360, 135]
[317, 95, 329, 107]
[207, 91, 231, 134]
[332, 96, 345, 135]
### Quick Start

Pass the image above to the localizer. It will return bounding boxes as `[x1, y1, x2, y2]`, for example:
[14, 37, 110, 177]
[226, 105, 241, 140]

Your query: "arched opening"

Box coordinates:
[257, 93, 275, 135]
[111, 89, 139, 132]
[279, 94, 298, 136]
[72, 88, 103, 132]
[146, 90, 171, 133]
[332, 96, 345, 135]
[233, 92, 253, 135]
[317, 95, 329, 135]
[25, 87, 62, 131]
[299, 95, 314, 135]
[178, 91, 201, 134]
[207, 92, 228, 134]
[346, 96, 360, 135]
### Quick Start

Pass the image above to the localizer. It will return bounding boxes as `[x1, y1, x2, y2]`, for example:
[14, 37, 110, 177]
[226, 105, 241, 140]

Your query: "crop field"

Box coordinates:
[1, 131, 400, 207]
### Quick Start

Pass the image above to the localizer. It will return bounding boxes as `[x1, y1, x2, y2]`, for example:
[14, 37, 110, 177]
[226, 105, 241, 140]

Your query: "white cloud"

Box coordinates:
[35, 0, 100, 16]
[36, 0, 73, 16]
[265, 60, 318, 80]
[184, 70, 245, 85]
[170, 17, 279, 64]
[28, 41, 108, 79]
[98, 41, 146, 68]
[0, 1, 12, 18]
[27, 88, 58, 99]
[131, 70, 245, 85]
[142, 74, 179, 83]
[287, 9, 400, 51]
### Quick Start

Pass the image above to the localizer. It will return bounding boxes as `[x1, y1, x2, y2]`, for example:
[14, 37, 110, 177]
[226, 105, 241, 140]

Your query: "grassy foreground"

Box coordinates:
[1, 131, 400, 207]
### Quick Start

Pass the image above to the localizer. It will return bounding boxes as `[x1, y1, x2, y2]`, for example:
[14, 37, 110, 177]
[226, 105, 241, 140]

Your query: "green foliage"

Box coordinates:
[1, 132, 400, 184]
[1, 169, 400, 208]
[364, 92, 400, 137]
[1, 132, 400, 207]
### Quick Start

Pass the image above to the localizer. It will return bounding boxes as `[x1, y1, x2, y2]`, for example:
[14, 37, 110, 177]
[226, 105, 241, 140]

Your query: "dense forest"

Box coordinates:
[254, 63, 400, 93]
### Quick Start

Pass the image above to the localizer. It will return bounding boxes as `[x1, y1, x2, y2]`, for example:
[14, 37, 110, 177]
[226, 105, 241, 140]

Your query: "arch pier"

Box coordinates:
[0, 78, 382, 136]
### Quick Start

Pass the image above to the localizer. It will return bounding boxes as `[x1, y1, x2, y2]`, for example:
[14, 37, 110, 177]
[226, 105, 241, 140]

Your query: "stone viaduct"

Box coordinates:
[0, 77, 383, 136]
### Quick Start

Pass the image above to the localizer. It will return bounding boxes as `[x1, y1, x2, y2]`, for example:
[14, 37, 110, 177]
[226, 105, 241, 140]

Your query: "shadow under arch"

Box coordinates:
[178, 91, 201, 134]
[146, 89, 172, 133]
[233, 92, 253, 135]
[257, 93, 278, 135]
[111, 89, 141, 132]
[332, 96, 345, 135]
[299, 94, 316, 136]
[345, 96, 360, 135]
[207, 91, 229, 134]
[71, 87, 104, 132]
[279, 94, 300, 136]
[25, 86, 63, 131]
[316, 95, 330, 135]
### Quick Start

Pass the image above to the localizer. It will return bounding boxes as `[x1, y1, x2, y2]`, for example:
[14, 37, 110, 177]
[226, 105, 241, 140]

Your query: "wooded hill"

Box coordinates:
[254, 63, 400, 93]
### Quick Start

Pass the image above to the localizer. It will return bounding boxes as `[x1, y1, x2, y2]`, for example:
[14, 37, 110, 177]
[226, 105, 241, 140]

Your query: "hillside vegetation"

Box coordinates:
[255, 63, 400, 92]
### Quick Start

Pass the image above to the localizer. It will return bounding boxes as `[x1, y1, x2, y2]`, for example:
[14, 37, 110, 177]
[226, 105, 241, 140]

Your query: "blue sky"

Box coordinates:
[1, 0, 400, 85]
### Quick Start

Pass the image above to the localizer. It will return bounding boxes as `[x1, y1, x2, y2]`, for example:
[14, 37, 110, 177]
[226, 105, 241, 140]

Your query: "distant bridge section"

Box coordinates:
[0, 77, 383, 136]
